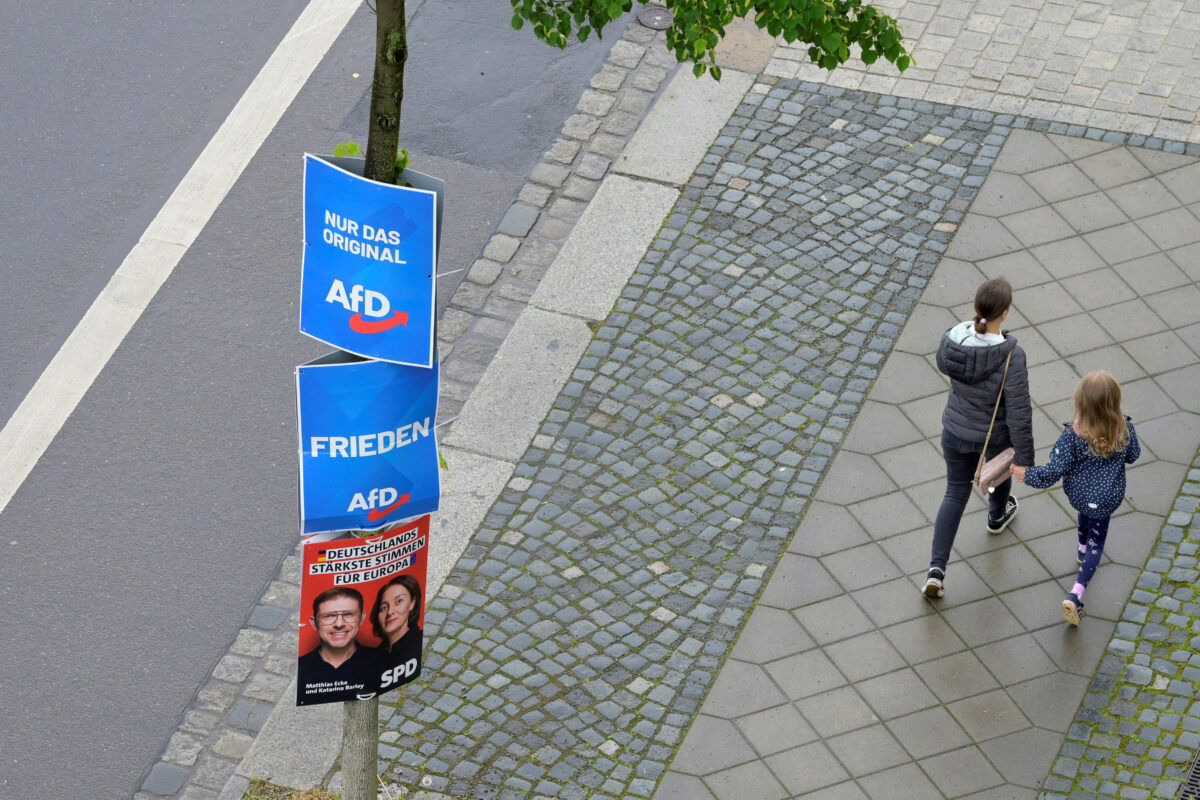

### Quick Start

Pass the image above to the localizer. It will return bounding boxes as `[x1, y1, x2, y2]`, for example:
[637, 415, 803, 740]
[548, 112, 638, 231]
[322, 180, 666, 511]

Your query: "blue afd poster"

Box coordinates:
[297, 353, 441, 534]
[300, 155, 437, 368]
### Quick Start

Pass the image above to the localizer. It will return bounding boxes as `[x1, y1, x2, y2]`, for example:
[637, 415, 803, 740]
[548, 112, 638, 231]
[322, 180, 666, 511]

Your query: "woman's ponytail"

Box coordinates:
[974, 278, 1012, 334]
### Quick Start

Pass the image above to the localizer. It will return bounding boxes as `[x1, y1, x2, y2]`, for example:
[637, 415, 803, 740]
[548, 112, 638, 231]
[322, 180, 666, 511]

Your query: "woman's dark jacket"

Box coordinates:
[936, 321, 1035, 466]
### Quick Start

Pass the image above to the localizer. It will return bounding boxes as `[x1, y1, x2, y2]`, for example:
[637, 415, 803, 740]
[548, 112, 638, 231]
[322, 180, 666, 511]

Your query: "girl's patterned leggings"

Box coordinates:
[1077, 513, 1111, 588]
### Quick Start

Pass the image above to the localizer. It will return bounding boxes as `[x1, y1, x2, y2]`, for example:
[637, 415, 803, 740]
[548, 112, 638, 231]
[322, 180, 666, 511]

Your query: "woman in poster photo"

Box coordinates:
[370, 574, 423, 688]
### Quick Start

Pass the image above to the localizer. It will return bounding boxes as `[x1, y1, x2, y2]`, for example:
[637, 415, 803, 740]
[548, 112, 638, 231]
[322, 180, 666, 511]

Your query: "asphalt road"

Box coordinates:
[0, 1, 630, 798]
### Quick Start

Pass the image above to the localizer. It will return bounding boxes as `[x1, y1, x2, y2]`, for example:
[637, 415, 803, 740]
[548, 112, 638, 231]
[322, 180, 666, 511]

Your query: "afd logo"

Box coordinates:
[347, 487, 411, 522]
[325, 279, 409, 334]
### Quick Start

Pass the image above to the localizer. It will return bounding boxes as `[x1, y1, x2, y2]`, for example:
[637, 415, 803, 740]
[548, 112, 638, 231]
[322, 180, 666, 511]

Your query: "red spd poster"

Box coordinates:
[296, 515, 428, 706]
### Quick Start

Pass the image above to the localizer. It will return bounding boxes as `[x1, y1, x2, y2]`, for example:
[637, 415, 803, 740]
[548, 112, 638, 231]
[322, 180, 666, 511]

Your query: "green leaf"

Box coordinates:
[896, 54, 910, 71]
[511, 13, 524, 29]
[710, 64, 722, 81]
[692, 62, 705, 77]
[438, 450, 449, 470]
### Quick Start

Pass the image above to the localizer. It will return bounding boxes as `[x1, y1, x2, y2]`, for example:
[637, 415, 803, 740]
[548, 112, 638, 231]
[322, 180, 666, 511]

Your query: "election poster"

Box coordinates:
[300, 154, 438, 368]
[297, 516, 429, 706]
[297, 352, 441, 535]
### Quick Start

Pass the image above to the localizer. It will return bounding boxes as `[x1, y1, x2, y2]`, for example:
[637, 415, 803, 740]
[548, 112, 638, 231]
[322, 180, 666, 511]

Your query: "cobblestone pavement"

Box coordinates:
[1043, 458, 1200, 798]
[769, 0, 1200, 144]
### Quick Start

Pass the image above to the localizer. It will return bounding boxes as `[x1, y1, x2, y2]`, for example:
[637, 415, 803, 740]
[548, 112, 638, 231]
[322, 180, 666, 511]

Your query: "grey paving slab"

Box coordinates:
[795, 686, 879, 738]
[814, 452, 900, 505]
[729, 605, 814, 663]
[857, 762, 941, 798]
[920, 747, 1004, 797]
[1006, 672, 1089, 732]
[766, 741, 850, 794]
[979, 727, 1060, 788]
[917, 651, 1001, 704]
[764, 649, 846, 700]
[791, 597, 876, 648]
[887, 706, 971, 761]
[667, 715, 755, 775]
[856, 668, 939, 720]
[736, 703, 818, 755]
[699, 660, 788, 718]
[705, 759, 788, 800]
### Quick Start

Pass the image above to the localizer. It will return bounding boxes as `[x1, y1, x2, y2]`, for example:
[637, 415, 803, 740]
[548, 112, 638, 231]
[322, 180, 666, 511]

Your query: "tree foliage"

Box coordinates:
[364, 0, 909, 182]
[511, 0, 909, 80]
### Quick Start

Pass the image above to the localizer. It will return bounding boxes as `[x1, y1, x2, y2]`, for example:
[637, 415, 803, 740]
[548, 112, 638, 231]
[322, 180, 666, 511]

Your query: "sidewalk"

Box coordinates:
[141, 3, 1200, 799]
[383, 28, 1200, 800]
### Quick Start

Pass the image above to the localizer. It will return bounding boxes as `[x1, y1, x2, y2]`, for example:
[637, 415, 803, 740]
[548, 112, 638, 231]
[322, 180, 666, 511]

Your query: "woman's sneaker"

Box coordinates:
[1062, 593, 1084, 626]
[923, 568, 945, 599]
[987, 496, 1019, 534]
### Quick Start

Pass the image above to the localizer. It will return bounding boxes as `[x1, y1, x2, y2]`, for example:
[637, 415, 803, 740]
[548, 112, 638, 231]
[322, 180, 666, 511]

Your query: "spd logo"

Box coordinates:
[380, 658, 418, 689]
[325, 279, 408, 334]
[347, 487, 411, 522]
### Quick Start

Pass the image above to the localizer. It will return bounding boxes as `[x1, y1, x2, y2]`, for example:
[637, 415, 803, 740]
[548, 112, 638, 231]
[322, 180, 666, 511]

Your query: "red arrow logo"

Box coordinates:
[366, 493, 411, 522]
[349, 311, 409, 333]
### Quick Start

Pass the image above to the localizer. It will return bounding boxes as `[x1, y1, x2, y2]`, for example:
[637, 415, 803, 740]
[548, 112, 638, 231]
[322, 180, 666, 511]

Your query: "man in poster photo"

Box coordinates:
[297, 587, 378, 705]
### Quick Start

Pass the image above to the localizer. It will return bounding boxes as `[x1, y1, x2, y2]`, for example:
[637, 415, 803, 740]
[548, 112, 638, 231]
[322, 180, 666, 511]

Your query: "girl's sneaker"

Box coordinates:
[1062, 593, 1084, 626]
[923, 568, 945, 599]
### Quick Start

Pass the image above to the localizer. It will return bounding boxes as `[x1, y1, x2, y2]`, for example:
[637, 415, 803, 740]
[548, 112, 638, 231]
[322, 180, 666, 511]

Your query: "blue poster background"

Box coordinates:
[297, 355, 441, 534]
[300, 155, 437, 367]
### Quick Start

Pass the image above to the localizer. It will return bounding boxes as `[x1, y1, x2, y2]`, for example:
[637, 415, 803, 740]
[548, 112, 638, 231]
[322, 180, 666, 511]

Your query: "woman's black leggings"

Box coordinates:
[930, 429, 1013, 572]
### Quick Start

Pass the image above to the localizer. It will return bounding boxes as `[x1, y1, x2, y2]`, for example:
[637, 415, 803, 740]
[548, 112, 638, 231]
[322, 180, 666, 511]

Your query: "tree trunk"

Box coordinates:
[365, 0, 407, 184]
[343, 5, 407, 796]
[342, 695, 379, 800]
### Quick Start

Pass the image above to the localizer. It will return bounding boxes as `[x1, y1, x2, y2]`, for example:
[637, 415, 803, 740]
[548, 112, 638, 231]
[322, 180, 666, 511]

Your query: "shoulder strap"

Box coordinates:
[976, 352, 1013, 480]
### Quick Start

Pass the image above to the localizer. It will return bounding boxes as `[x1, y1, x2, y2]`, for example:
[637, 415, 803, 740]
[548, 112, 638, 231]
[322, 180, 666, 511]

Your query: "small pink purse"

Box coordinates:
[975, 353, 1014, 497]
[977, 447, 1014, 496]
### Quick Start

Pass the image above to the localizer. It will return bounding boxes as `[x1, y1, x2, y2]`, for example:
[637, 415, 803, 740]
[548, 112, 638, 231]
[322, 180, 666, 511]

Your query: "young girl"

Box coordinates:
[1013, 371, 1140, 626]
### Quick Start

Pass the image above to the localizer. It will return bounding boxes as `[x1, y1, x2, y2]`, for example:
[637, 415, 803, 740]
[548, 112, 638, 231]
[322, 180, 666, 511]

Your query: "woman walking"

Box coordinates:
[924, 277, 1035, 599]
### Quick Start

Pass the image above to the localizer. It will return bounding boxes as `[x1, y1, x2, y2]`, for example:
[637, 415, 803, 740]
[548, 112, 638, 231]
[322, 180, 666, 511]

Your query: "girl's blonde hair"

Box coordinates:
[1073, 370, 1128, 458]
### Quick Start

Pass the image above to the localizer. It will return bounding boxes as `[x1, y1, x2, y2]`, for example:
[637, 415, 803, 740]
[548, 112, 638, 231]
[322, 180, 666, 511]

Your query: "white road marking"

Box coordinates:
[0, 0, 362, 515]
